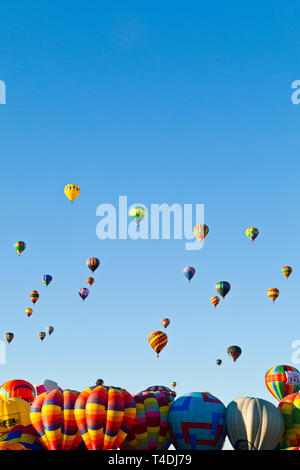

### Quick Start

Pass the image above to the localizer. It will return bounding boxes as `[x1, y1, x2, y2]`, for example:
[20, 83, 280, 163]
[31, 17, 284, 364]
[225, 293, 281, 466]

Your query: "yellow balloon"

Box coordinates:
[64, 184, 80, 203]
[0, 396, 31, 432]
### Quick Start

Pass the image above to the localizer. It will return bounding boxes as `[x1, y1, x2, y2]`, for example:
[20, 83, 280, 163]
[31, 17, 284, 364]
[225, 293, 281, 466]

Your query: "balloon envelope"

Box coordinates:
[0, 380, 36, 404]
[183, 267, 195, 282]
[14, 241, 26, 255]
[148, 331, 168, 357]
[42, 275, 52, 287]
[142, 385, 176, 402]
[216, 281, 231, 298]
[265, 365, 300, 401]
[245, 227, 259, 242]
[64, 184, 80, 203]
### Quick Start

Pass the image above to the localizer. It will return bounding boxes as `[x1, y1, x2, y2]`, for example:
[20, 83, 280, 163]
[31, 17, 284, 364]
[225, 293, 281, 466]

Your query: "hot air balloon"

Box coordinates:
[86, 257, 100, 273]
[46, 326, 54, 336]
[265, 365, 300, 402]
[227, 345, 242, 362]
[267, 288, 279, 303]
[278, 393, 300, 448]
[282, 266, 292, 279]
[129, 206, 146, 227]
[79, 288, 89, 301]
[14, 241, 26, 256]
[42, 275, 52, 287]
[183, 267, 195, 283]
[86, 277, 95, 286]
[193, 224, 209, 241]
[74, 385, 136, 450]
[216, 281, 231, 299]
[39, 332, 46, 341]
[5, 333, 14, 344]
[120, 391, 172, 450]
[0, 380, 36, 404]
[210, 296, 220, 308]
[25, 308, 33, 318]
[148, 331, 168, 357]
[0, 424, 43, 450]
[216, 359, 222, 366]
[169, 392, 226, 450]
[34, 380, 63, 396]
[161, 318, 170, 329]
[142, 385, 176, 401]
[226, 397, 284, 450]
[30, 389, 82, 450]
[171, 382, 176, 388]
[30, 291, 39, 304]
[64, 184, 80, 204]
[245, 227, 259, 243]
[0, 396, 31, 432]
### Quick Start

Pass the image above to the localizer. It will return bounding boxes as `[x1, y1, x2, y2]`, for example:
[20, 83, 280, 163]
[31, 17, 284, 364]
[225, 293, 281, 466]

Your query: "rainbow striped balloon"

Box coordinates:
[210, 296, 220, 308]
[148, 331, 168, 357]
[0, 424, 42, 450]
[267, 288, 279, 303]
[142, 385, 176, 401]
[265, 365, 300, 402]
[193, 224, 209, 241]
[74, 385, 136, 450]
[161, 318, 170, 329]
[245, 227, 259, 242]
[278, 393, 300, 448]
[30, 290, 39, 304]
[282, 266, 292, 279]
[0, 380, 36, 404]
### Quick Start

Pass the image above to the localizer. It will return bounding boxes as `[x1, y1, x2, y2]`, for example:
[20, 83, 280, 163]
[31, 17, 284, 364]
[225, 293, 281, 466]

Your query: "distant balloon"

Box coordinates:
[210, 296, 220, 308]
[86, 257, 100, 273]
[95, 379, 104, 386]
[161, 318, 170, 329]
[25, 308, 33, 318]
[183, 267, 195, 282]
[86, 277, 95, 286]
[148, 331, 168, 357]
[193, 224, 209, 241]
[265, 365, 300, 402]
[245, 227, 259, 242]
[46, 326, 54, 336]
[267, 288, 279, 303]
[0, 380, 36, 404]
[5, 333, 14, 344]
[171, 382, 176, 388]
[42, 275, 52, 287]
[30, 291, 39, 304]
[226, 397, 284, 450]
[14, 241, 26, 256]
[216, 281, 231, 299]
[39, 332, 46, 341]
[216, 359, 222, 366]
[227, 345, 242, 362]
[64, 184, 80, 204]
[79, 288, 89, 301]
[282, 266, 292, 279]
[142, 385, 176, 402]
[129, 206, 146, 226]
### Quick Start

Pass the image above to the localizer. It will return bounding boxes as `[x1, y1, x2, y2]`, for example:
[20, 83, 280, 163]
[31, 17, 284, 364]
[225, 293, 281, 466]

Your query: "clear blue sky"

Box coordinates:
[1, 1, 300, 448]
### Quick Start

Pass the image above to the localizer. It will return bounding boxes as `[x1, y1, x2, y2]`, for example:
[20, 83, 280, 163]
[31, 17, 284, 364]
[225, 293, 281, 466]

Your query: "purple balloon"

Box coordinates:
[79, 287, 89, 301]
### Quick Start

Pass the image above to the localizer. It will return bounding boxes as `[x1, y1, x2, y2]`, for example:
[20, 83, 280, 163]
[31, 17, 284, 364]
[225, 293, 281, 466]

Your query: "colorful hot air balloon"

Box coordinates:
[267, 288, 279, 303]
[74, 385, 136, 450]
[216, 281, 231, 299]
[169, 392, 226, 450]
[79, 288, 89, 301]
[86, 257, 100, 273]
[0, 380, 36, 404]
[265, 365, 300, 402]
[129, 206, 146, 227]
[14, 241, 26, 256]
[282, 266, 292, 279]
[42, 275, 52, 287]
[148, 331, 168, 357]
[120, 391, 172, 450]
[39, 332, 46, 341]
[183, 267, 195, 282]
[245, 227, 259, 242]
[46, 326, 54, 336]
[193, 224, 209, 241]
[64, 184, 80, 204]
[25, 308, 33, 318]
[216, 359, 222, 366]
[210, 296, 220, 308]
[0, 424, 43, 450]
[142, 386, 176, 401]
[30, 389, 82, 450]
[226, 397, 284, 450]
[5, 333, 14, 344]
[161, 318, 170, 329]
[227, 345, 242, 362]
[171, 382, 176, 388]
[278, 393, 300, 448]
[86, 277, 95, 286]
[0, 396, 31, 432]
[30, 291, 39, 304]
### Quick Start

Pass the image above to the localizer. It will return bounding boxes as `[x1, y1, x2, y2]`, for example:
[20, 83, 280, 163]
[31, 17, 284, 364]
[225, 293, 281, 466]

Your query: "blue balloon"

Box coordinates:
[42, 274, 53, 287]
[169, 392, 226, 450]
[183, 267, 195, 282]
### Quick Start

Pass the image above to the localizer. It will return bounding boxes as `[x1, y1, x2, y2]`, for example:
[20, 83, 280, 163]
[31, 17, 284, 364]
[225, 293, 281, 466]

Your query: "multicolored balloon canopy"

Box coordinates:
[161, 318, 170, 329]
[210, 296, 220, 308]
[245, 227, 259, 242]
[183, 267, 195, 282]
[79, 287, 89, 301]
[148, 331, 168, 357]
[267, 288, 279, 303]
[216, 281, 231, 299]
[265, 365, 300, 402]
[30, 291, 39, 304]
[282, 266, 292, 279]
[193, 224, 209, 241]
[14, 241, 26, 256]
[86, 257, 100, 273]
[42, 275, 52, 287]
[227, 345, 242, 362]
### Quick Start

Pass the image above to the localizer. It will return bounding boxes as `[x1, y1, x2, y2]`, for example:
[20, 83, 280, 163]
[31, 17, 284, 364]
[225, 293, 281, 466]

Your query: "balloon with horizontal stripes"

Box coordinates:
[142, 385, 176, 402]
[120, 391, 172, 450]
[282, 266, 292, 279]
[74, 385, 136, 450]
[265, 365, 300, 402]
[148, 331, 168, 357]
[267, 288, 279, 303]
[0, 424, 43, 450]
[0, 380, 36, 404]
[30, 389, 82, 450]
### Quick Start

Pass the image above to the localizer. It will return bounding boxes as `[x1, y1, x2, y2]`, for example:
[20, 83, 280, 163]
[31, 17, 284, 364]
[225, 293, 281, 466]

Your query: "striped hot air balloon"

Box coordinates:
[227, 345, 242, 362]
[30, 291, 39, 304]
[210, 296, 220, 308]
[161, 318, 170, 329]
[14, 241, 26, 256]
[245, 227, 259, 242]
[30, 389, 82, 450]
[86, 257, 100, 273]
[282, 266, 292, 279]
[193, 224, 209, 241]
[5, 333, 14, 344]
[142, 386, 176, 401]
[267, 288, 279, 303]
[0, 380, 36, 404]
[148, 331, 168, 357]
[0, 424, 43, 450]
[74, 385, 136, 450]
[265, 365, 300, 402]
[216, 281, 231, 299]
[278, 393, 300, 448]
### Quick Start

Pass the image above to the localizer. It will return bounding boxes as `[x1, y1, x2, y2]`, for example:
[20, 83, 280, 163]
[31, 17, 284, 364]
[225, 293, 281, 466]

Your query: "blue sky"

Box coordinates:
[0, 1, 300, 448]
